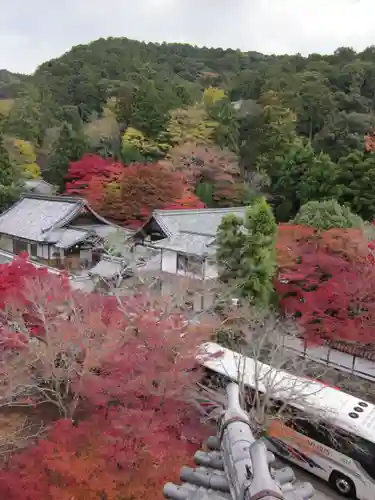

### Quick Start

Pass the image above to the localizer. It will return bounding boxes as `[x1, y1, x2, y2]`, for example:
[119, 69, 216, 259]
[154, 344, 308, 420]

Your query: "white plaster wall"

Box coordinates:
[205, 259, 218, 280]
[37, 244, 49, 259]
[161, 250, 177, 274]
[0, 235, 13, 252]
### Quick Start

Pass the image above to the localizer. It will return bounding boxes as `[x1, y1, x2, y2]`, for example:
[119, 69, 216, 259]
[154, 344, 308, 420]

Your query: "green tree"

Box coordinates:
[268, 140, 338, 221]
[195, 181, 213, 207]
[292, 199, 364, 230]
[44, 123, 88, 192]
[113, 84, 135, 130]
[5, 96, 43, 145]
[283, 71, 336, 139]
[131, 80, 168, 139]
[336, 151, 375, 220]
[313, 111, 375, 162]
[216, 213, 246, 284]
[216, 198, 277, 307]
[0, 133, 21, 211]
[240, 93, 298, 179]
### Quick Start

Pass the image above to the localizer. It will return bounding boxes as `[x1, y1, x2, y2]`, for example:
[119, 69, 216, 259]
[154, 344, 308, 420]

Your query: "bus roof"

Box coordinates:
[198, 342, 375, 443]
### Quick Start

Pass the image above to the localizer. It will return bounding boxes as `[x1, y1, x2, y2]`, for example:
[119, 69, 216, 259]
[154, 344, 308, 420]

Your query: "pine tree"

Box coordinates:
[216, 197, 277, 307]
[216, 213, 246, 284]
[0, 133, 20, 212]
[45, 123, 88, 192]
[240, 197, 277, 306]
[132, 81, 168, 139]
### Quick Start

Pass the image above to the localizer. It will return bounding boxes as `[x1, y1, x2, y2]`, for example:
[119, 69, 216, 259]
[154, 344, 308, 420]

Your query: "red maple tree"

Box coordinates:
[161, 142, 246, 206]
[64, 154, 124, 196]
[64, 155, 205, 226]
[0, 258, 210, 498]
[276, 224, 375, 345]
[0, 412, 197, 500]
[83, 161, 204, 227]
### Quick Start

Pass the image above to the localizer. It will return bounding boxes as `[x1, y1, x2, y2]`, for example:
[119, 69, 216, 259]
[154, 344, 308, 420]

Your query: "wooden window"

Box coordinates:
[177, 253, 204, 274]
[30, 243, 37, 258]
[13, 239, 28, 256]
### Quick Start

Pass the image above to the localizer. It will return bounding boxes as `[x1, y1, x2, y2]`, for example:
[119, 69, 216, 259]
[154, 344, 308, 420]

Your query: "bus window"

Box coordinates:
[334, 431, 375, 480]
[290, 418, 333, 447]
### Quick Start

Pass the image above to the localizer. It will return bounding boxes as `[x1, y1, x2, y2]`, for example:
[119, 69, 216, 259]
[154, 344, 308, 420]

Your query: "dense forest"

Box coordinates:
[1, 37, 375, 223]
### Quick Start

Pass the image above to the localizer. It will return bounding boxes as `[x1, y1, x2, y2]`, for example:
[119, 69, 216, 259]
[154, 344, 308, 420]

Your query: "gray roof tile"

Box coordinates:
[0, 194, 115, 244]
[154, 208, 248, 238]
[89, 256, 125, 279]
[152, 233, 216, 256]
[151, 207, 248, 257]
[53, 229, 90, 249]
[0, 195, 83, 242]
[23, 179, 56, 195]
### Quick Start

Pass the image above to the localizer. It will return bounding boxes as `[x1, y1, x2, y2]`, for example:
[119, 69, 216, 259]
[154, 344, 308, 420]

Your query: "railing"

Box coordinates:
[281, 335, 375, 383]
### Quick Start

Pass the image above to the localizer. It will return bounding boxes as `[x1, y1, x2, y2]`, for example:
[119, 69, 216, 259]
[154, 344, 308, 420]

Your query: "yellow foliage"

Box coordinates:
[122, 127, 166, 158]
[203, 87, 226, 109]
[122, 127, 146, 147]
[13, 139, 37, 163]
[166, 105, 218, 146]
[6, 138, 41, 179]
[23, 162, 41, 179]
[0, 99, 14, 117]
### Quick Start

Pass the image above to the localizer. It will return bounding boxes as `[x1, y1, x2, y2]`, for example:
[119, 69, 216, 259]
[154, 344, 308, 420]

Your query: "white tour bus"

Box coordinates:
[196, 342, 375, 499]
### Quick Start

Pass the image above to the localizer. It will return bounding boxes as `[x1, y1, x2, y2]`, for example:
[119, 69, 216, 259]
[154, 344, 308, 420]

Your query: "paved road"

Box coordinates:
[277, 460, 343, 500]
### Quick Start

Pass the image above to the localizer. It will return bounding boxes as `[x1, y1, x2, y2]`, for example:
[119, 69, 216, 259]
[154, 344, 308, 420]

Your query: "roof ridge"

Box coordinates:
[24, 179, 54, 186]
[153, 207, 248, 216]
[21, 193, 85, 204]
[180, 229, 216, 237]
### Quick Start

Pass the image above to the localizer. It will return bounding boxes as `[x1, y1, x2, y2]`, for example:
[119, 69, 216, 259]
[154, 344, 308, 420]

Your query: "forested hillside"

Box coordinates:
[1, 37, 375, 223]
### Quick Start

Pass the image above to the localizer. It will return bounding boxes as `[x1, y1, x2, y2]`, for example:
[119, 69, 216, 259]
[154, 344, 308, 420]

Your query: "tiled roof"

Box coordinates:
[152, 233, 216, 256]
[89, 256, 126, 279]
[153, 208, 248, 238]
[150, 207, 248, 256]
[0, 195, 85, 242]
[52, 229, 90, 249]
[23, 179, 56, 195]
[0, 194, 114, 244]
[164, 384, 315, 500]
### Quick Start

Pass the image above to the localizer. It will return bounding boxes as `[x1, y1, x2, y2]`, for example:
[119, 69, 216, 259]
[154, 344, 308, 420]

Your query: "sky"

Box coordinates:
[1, 0, 374, 74]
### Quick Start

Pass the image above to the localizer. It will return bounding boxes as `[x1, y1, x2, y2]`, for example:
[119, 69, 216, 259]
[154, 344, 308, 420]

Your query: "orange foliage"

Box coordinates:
[162, 142, 244, 206]
[0, 416, 196, 500]
[85, 162, 205, 227]
[364, 131, 375, 152]
[276, 224, 368, 270]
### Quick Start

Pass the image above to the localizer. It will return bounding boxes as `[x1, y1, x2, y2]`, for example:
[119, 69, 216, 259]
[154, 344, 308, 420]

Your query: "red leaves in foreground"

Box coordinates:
[64, 155, 205, 227]
[276, 224, 375, 345]
[0, 259, 210, 499]
[0, 255, 70, 344]
[0, 413, 196, 500]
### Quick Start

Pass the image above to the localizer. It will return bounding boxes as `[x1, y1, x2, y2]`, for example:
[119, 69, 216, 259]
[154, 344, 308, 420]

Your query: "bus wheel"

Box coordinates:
[329, 471, 356, 498]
